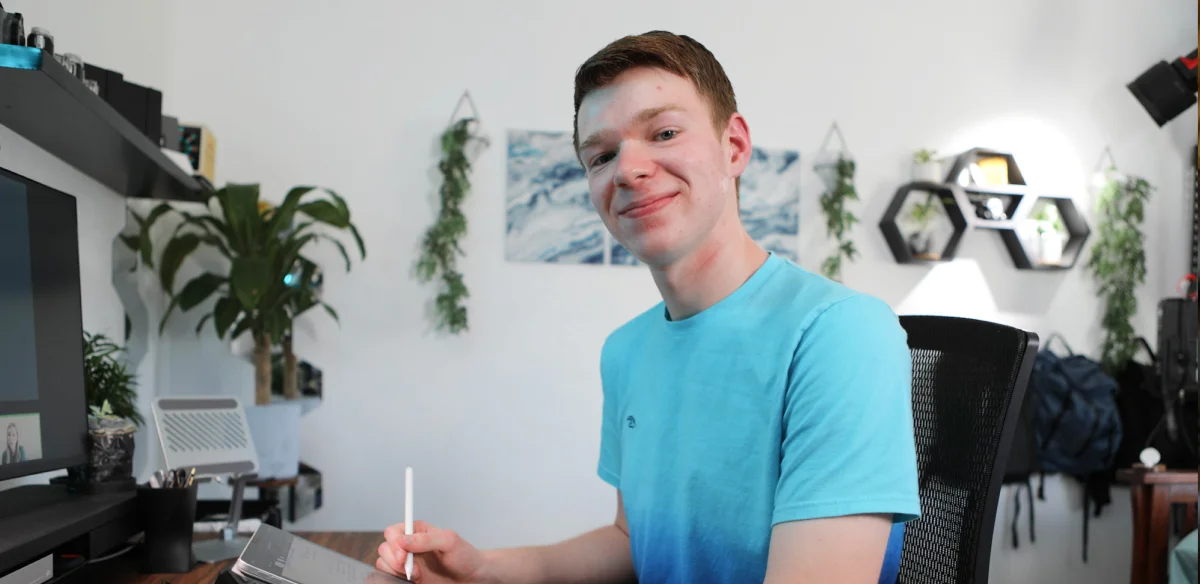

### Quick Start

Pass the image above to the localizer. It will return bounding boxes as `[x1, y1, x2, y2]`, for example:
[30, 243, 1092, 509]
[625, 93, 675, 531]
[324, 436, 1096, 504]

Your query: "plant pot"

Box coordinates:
[1037, 231, 1065, 265]
[244, 402, 302, 480]
[63, 424, 136, 492]
[907, 230, 937, 259]
[912, 161, 942, 183]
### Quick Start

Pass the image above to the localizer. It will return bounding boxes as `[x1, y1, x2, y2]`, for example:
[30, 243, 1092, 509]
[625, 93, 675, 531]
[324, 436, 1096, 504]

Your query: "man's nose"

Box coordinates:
[613, 143, 655, 189]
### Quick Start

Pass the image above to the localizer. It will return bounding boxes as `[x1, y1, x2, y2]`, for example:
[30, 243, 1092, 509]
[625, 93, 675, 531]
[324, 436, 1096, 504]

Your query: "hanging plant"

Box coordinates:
[416, 116, 487, 333]
[1086, 169, 1152, 374]
[819, 155, 860, 282]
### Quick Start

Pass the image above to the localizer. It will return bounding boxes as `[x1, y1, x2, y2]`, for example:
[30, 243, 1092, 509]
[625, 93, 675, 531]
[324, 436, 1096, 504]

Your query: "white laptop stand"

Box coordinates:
[152, 396, 260, 563]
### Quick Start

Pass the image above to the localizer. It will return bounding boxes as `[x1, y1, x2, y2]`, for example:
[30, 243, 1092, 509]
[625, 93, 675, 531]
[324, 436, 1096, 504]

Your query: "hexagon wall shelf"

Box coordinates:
[883, 148, 1092, 270]
[999, 194, 1092, 270]
[880, 182, 969, 264]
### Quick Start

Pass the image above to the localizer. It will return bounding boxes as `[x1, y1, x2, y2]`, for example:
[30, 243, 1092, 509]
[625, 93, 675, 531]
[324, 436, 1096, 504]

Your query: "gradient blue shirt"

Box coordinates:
[597, 253, 920, 584]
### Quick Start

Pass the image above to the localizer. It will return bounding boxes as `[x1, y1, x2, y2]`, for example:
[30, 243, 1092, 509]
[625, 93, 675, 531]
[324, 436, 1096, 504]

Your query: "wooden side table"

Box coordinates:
[1116, 467, 1198, 584]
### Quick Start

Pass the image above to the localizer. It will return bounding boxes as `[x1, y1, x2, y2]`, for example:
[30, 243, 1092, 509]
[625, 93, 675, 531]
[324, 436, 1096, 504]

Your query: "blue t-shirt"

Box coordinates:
[597, 253, 920, 584]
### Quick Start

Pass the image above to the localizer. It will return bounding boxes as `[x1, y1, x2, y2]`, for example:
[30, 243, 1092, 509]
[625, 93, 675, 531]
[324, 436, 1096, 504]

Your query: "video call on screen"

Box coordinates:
[0, 171, 88, 470]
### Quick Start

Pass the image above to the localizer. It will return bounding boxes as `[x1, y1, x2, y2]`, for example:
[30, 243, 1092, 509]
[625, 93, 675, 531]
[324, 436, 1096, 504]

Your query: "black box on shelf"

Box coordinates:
[160, 115, 181, 150]
[82, 62, 122, 102]
[144, 86, 162, 145]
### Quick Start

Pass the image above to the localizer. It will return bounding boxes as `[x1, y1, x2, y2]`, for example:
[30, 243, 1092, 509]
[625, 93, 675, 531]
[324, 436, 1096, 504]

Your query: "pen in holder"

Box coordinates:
[136, 480, 198, 573]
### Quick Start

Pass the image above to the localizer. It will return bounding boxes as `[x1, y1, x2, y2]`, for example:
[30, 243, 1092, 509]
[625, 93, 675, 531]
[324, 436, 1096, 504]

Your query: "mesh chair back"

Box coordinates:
[897, 316, 1038, 584]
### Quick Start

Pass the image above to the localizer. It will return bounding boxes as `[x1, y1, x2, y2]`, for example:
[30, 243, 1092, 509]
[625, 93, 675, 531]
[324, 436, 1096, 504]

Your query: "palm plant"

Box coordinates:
[136, 184, 365, 405]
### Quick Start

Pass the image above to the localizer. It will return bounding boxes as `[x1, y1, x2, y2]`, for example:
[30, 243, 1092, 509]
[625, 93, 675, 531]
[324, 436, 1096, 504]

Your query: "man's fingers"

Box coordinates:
[377, 541, 403, 575]
[404, 527, 456, 553]
[375, 557, 399, 577]
[385, 520, 432, 546]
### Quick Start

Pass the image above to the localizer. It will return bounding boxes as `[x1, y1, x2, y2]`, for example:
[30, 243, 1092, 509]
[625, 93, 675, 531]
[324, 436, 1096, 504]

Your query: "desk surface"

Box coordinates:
[1115, 468, 1199, 485]
[88, 531, 384, 584]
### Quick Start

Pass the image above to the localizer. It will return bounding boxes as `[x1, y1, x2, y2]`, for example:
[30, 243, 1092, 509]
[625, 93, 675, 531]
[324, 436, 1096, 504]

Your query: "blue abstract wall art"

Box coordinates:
[505, 129, 801, 265]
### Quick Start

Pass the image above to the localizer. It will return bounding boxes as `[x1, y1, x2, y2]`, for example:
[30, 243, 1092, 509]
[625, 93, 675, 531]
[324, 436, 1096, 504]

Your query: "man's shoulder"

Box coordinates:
[601, 302, 663, 357]
[759, 257, 895, 332]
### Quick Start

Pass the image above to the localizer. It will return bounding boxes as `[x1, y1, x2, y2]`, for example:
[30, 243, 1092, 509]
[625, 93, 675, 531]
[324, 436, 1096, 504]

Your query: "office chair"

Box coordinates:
[896, 316, 1039, 584]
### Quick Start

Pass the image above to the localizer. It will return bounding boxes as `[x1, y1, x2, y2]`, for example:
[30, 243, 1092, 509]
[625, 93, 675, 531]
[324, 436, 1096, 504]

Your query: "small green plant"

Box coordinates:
[913, 148, 938, 164]
[1031, 202, 1065, 235]
[1087, 170, 1152, 374]
[82, 332, 142, 427]
[416, 118, 486, 333]
[819, 155, 859, 282]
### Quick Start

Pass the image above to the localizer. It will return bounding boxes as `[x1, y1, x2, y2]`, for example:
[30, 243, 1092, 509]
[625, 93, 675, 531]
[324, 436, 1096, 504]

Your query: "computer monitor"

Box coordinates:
[0, 166, 88, 482]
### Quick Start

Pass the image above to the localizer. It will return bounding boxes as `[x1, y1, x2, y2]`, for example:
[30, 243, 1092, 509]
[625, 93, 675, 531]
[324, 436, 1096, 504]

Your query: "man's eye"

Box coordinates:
[656, 129, 678, 140]
[590, 153, 614, 168]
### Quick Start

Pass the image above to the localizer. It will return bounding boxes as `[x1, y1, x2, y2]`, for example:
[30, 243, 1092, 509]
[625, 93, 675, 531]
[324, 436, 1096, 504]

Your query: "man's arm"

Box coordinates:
[763, 514, 893, 584]
[481, 491, 635, 584]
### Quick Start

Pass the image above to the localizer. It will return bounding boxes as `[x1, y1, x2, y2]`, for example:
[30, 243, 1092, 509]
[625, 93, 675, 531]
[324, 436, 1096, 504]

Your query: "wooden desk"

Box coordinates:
[1116, 468, 1198, 584]
[87, 531, 384, 584]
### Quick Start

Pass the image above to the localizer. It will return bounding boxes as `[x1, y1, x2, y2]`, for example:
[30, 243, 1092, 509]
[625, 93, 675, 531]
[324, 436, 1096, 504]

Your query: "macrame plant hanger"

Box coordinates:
[814, 121, 852, 189]
[446, 89, 490, 158]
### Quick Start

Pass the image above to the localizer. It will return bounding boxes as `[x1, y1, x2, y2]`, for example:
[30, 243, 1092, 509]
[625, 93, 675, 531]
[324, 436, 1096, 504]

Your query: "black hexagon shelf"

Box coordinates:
[1000, 194, 1092, 270]
[880, 182, 969, 264]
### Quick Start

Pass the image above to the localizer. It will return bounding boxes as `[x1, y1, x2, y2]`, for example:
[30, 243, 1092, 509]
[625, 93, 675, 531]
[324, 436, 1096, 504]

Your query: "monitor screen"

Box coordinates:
[0, 167, 87, 482]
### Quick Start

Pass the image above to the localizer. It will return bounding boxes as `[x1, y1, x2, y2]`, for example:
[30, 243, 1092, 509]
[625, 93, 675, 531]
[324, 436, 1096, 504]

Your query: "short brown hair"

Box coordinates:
[572, 31, 738, 156]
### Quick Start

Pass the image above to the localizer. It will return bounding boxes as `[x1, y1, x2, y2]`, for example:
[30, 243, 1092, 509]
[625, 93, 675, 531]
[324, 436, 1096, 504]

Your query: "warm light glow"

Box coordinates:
[941, 115, 1088, 199]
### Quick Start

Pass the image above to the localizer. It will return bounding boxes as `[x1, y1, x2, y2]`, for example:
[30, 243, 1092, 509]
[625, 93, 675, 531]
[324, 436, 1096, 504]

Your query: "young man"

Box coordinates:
[377, 31, 920, 584]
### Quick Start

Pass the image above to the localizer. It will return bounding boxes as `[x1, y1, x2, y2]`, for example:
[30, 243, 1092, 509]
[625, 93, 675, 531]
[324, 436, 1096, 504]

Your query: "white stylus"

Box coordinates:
[405, 466, 414, 580]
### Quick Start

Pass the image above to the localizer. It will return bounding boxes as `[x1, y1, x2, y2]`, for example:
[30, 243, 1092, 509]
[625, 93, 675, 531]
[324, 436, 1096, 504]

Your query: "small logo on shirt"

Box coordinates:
[626, 415, 636, 429]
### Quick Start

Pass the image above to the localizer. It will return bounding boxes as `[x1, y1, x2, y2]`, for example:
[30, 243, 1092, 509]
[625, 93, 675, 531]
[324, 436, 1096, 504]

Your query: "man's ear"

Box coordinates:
[724, 112, 752, 179]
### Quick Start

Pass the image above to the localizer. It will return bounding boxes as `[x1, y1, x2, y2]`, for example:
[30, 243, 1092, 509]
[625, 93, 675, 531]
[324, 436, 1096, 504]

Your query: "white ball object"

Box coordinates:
[1139, 447, 1161, 467]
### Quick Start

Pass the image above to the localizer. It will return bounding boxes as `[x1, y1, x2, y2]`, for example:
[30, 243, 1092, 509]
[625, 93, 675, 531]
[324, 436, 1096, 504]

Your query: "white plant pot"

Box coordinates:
[1038, 232, 1065, 265]
[244, 402, 302, 480]
[912, 162, 942, 183]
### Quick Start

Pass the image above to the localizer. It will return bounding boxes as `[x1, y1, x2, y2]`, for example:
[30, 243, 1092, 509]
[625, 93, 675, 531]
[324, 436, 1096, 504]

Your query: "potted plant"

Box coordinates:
[136, 184, 365, 406]
[904, 192, 944, 259]
[64, 332, 143, 492]
[912, 149, 941, 182]
[1031, 203, 1067, 265]
[816, 154, 860, 282]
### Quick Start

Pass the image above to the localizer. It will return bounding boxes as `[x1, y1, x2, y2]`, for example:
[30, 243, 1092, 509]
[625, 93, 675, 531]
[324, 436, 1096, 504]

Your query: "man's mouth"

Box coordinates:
[619, 193, 679, 218]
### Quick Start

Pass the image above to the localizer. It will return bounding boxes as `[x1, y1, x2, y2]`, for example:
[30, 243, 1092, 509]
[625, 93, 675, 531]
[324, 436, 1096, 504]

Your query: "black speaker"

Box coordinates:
[1157, 298, 1198, 447]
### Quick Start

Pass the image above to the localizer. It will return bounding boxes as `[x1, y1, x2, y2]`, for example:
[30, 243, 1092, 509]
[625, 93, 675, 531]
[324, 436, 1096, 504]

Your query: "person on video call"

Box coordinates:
[377, 31, 920, 584]
[4, 422, 26, 464]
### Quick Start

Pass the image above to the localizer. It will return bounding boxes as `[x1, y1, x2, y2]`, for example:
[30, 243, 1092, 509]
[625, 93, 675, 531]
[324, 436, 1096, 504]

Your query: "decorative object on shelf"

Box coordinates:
[879, 182, 968, 264]
[416, 90, 490, 334]
[136, 184, 365, 405]
[947, 147, 1026, 228]
[504, 130, 801, 266]
[813, 122, 858, 282]
[0, 4, 25, 46]
[26, 26, 51, 54]
[912, 148, 941, 182]
[180, 124, 217, 184]
[63, 332, 143, 492]
[999, 194, 1091, 270]
[1087, 158, 1153, 375]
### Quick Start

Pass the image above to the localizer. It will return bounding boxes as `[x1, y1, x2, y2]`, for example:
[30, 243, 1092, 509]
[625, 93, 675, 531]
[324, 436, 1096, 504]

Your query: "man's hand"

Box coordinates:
[377, 520, 491, 584]
[763, 514, 894, 584]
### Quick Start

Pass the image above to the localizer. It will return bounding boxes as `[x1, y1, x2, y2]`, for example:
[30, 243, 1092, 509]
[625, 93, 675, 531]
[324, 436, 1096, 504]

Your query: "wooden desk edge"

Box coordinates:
[1115, 469, 1199, 485]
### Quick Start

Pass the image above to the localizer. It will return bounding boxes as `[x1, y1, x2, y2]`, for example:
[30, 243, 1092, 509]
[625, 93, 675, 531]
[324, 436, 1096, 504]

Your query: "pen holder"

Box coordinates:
[136, 481, 198, 573]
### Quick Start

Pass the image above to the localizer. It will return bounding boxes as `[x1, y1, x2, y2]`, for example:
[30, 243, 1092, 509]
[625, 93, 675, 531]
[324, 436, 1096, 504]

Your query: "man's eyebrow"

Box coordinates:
[577, 105, 685, 154]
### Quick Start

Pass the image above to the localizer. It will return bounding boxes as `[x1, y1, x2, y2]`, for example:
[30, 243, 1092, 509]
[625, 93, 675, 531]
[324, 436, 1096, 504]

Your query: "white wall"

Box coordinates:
[0, 0, 176, 488]
[4, 1, 1196, 582]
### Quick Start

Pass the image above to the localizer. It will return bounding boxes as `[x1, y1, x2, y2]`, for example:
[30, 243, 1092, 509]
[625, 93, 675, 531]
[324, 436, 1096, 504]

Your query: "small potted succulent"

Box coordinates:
[63, 332, 143, 492]
[912, 149, 942, 183]
[905, 192, 945, 259]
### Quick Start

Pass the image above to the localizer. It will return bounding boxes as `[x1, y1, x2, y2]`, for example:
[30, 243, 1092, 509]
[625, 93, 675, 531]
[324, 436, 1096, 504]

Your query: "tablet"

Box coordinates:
[233, 523, 413, 584]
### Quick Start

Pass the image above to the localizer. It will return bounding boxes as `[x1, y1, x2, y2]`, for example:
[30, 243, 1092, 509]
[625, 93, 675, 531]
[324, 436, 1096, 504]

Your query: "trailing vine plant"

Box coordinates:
[819, 155, 860, 282]
[1086, 169, 1152, 374]
[416, 117, 485, 333]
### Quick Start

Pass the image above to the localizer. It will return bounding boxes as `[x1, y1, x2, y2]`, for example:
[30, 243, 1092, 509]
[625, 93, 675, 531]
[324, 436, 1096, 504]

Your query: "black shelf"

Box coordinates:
[999, 193, 1091, 270]
[882, 148, 1092, 271]
[0, 45, 207, 202]
[880, 182, 969, 264]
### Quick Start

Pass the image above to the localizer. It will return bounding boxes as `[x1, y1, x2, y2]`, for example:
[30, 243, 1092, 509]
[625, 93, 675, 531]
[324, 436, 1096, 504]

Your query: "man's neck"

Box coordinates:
[650, 224, 769, 321]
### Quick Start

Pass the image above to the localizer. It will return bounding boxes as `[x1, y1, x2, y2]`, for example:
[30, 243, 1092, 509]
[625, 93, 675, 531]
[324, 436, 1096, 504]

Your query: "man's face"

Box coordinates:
[576, 67, 748, 266]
